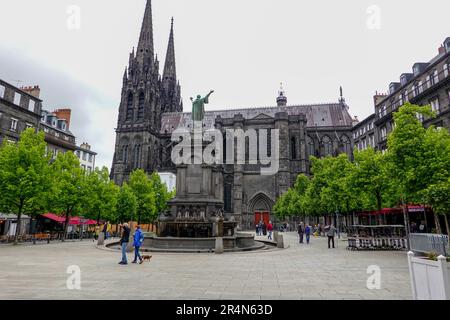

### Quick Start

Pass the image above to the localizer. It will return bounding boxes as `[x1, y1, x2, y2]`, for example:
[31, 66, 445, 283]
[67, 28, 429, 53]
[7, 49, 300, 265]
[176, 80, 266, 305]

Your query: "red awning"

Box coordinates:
[41, 213, 87, 225]
[41, 213, 66, 223]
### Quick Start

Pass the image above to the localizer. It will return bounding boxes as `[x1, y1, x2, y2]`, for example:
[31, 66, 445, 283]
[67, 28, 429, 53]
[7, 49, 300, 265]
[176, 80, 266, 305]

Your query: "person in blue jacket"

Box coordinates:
[132, 225, 145, 264]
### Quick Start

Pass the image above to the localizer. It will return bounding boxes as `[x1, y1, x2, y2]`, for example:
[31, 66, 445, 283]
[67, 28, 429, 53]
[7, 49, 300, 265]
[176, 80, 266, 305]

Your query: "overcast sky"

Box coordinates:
[0, 0, 449, 169]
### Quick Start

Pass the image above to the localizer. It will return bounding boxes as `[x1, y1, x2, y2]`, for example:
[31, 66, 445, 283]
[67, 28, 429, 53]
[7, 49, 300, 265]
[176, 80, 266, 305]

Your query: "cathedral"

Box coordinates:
[111, 0, 355, 229]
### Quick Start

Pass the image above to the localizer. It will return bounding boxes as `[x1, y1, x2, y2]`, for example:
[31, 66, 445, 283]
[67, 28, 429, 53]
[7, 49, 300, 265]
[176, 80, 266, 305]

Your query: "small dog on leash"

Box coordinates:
[142, 255, 152, 262]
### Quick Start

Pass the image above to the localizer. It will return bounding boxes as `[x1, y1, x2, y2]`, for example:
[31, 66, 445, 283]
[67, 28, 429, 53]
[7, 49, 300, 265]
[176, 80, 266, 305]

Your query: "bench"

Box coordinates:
[32, 233, 51, 244]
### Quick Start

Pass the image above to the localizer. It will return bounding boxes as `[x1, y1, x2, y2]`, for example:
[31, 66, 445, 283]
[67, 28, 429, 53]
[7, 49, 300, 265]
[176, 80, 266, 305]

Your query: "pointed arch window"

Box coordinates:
[133, 144, 141, 168]
[307, 136, 315, 157]
[122, 145, 129, 164]
[126, 93, 133, 121]
[340, 135, 351, 156]
[137, 92, 145, 120]
[291, 137, 297, 159]
[322, 136, 332, 156]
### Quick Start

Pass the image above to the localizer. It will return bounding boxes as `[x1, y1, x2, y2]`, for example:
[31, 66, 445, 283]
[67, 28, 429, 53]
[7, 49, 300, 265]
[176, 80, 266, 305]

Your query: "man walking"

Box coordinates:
[118, 223, 130, 265]
[298, 222, 305, 244]
[102, 223, 108, 240]
[327, 224, 337, 249]
[132, 225, 145, 264]
[305, 224, 311, 244]
[267, 221, 273, 240]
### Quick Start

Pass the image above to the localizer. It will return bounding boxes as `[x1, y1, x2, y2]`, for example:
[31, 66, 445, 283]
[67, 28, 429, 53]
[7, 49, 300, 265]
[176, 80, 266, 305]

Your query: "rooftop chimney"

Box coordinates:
[53, 109, 72, 128]
[439, 45, 446, 55]
[21, 85, 40, 98]
[373, 91, 388, 107]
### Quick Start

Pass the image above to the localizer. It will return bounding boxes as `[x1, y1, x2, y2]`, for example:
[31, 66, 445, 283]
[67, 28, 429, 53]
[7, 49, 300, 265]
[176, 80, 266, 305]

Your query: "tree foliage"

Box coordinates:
[0, 129, 52, 244]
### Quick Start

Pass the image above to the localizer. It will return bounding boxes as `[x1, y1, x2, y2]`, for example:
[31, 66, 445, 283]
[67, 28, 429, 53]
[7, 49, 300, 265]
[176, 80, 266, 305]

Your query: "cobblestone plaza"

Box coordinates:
[0, 233, 411, 300]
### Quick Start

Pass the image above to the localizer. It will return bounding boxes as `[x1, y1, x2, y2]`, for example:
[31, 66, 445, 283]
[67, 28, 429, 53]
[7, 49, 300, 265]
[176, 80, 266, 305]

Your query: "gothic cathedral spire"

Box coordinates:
[162, 17, 182, 113]
[163, 17, 176, 88]
[136, 0, 154, 63]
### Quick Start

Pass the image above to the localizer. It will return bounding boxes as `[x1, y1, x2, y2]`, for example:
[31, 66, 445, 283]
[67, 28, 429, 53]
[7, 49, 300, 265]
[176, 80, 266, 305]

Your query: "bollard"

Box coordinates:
[215, 237, 224, 254]
[97, 232, 105, 246]
[277, 234, 284, 248]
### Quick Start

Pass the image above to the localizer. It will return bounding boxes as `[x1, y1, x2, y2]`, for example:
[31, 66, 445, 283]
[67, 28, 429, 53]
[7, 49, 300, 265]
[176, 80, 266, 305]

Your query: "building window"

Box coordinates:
[133, 144, 141, 168]
[416, 113, 424, 123]
[25, 123, 33, 129]
[224, 183, 232, 213]
[433, 69, 439, 84]
[307, 136, 315, 157]
[122, 145, 129, 164]
[0, 85, 5, 98]
[76, 150, 81, 158]
[444, 63, 449, 78]
[88, 154, 93, 162]
[87, 167, 92, 173]
[418, 81, 423, 94]
[126, 93, 133, 121]
[412, 84, 418, 97]
[137, 92, 144, 120]
[404, 89, 409, 102]
[398, 94, 403, 106]
[10, 118, 18, 131]
[82, 152, 87, 161]
[380, 126, 387, 140]
[322, 136, 332, 156]
[28, 100, 35, 112]
[291, 137, 297, 159]
[430, 98, 440, 113]
[14, 92, 21, 106]
[340, 135, 351, 155]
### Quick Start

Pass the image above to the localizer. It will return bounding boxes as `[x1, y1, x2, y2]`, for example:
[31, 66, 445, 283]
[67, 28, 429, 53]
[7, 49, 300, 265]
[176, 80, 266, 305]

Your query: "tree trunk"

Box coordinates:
[63, 209, 70, 242]
[376, 192, 384, 225]
[432, 207, 442, 234]
[443, 214, 450, 247]
[13, 200, 24, 245]
[402, 198, 411, 250]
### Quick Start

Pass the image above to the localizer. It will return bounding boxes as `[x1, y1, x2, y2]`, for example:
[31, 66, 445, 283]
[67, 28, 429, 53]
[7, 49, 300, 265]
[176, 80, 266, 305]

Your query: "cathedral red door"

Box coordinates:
[254, 211, 270, 226]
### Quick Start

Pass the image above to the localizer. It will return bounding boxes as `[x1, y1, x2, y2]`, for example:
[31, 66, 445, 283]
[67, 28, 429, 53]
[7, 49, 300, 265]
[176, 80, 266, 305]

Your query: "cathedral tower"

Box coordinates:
[111, 0, 182, 185]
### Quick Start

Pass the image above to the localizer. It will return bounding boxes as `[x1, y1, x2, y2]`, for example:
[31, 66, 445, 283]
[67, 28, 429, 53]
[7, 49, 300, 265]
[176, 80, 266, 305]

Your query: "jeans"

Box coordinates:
[306, 234, 310, 244]
[268, 231, 272, 240]
[121, 242, 128, 263]
[299, 233, 304, 243]
[328, 236, 335, 248]
[134, 246, 142, 262]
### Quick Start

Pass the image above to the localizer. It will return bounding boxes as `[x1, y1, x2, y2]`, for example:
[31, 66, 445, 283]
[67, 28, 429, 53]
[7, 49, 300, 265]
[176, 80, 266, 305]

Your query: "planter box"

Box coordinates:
[407, 251, 450, 300]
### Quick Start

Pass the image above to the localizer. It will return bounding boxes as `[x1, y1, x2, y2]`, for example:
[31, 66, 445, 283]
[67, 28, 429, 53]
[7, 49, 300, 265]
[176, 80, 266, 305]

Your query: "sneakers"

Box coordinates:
[131, 261, 137, 264]
[118, 261, 128, 265]
[139, 259, 143, 264]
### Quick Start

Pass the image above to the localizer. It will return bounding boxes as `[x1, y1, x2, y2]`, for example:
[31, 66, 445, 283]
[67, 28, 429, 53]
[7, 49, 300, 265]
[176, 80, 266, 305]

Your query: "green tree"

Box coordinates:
[83, 167, 119, 224]
[115, 183, 137, 224]
[351, 148, 395, 223]
[418, 127, 450, 233]
[0, 129, 51, 244]
[388, 103, 450, 234]
[50, 151, 87, 241]
[128, 169, 156, 225]
[149, 172, 171, 219]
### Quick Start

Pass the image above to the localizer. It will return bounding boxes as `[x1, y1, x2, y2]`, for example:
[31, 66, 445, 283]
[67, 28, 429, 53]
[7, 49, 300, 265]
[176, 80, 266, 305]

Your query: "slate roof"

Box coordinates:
[160, 103, 353, 134]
